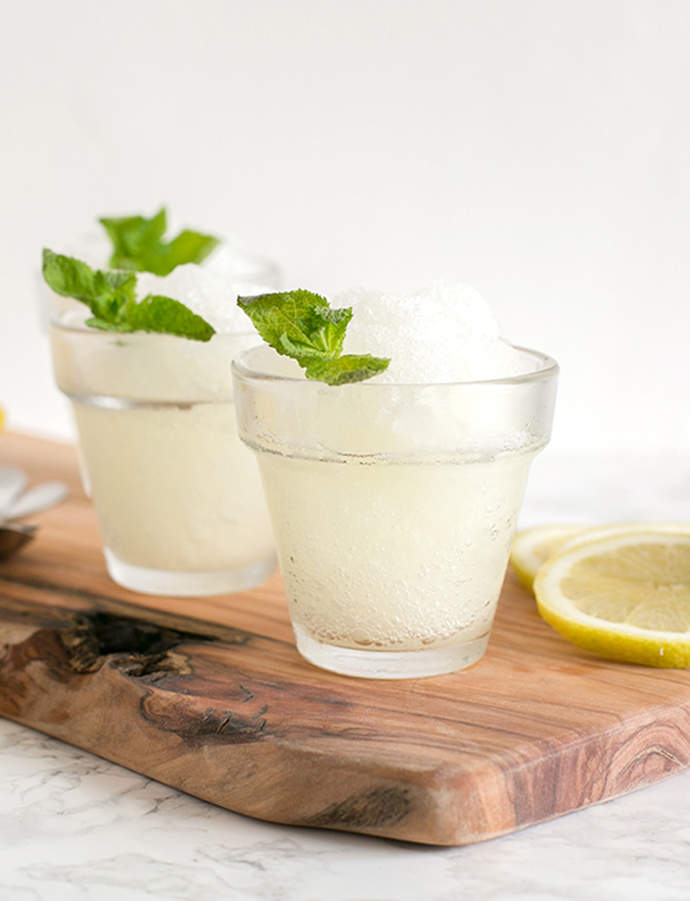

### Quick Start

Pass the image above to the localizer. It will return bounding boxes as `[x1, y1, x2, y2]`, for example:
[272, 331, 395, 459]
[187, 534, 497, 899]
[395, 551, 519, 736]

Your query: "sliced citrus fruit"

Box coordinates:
[511, 522, 690, 590]
[510, 524, 586, 589]
[533, 527, 690, 667]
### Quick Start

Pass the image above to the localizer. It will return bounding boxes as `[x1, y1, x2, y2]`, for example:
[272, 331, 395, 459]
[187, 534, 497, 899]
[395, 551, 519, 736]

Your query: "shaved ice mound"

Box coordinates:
[54, 222, 279, 337]
[337, 280, 530, 384]
[136, 244, 279, 335]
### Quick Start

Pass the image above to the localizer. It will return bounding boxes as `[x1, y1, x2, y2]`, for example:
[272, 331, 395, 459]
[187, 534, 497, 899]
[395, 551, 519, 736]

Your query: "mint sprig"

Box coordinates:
[43, 249, 215, 342]
[237, 289, 390, 386]
[99, 207, 219, 276]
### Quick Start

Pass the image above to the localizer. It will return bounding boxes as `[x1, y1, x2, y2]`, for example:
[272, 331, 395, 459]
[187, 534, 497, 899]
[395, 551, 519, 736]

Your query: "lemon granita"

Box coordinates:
[234, 284, 558, 678]
[45, 209, 278, 596]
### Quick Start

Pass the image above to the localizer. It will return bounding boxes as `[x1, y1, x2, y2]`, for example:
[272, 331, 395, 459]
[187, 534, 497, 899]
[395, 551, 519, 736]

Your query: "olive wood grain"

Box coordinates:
[1, 431, 690, 846]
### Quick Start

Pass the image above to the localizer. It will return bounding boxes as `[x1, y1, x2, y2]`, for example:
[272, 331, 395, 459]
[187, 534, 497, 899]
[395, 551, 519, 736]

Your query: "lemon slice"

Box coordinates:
[534, 528, 690, 667]
[511, 522, 690, 590]
[510, 524, 586, 589]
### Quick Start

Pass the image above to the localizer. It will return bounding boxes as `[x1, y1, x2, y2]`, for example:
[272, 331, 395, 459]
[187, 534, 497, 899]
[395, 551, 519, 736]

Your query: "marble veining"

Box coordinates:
[2, 450, 690, 899]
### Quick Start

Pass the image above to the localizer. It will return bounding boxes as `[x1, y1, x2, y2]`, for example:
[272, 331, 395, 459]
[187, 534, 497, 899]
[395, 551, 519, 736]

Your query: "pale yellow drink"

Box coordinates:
[51, 312, 276, 595]
[259, 451, 533, 655]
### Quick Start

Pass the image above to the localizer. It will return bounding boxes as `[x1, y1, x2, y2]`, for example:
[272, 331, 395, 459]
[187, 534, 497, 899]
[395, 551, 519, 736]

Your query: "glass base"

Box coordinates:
[104, 548, 277, 597]
[293, 625, 490, 679]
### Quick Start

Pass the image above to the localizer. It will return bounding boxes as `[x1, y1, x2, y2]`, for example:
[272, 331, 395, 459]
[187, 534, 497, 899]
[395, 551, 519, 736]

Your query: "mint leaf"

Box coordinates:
[100, 208, 167, 269]
[237, 290, 344, 356]
[303, 354, 391, 386]
[42, 248, 215, 342]
[84, 316, 134, 333]
[41, 248, 98, 301]
[42, 249, 138, 323]
[237, 289, 390, 385]
[122, 295, 215, 341]
[42, 248, 137, 305]
[99, 207, 219, 276]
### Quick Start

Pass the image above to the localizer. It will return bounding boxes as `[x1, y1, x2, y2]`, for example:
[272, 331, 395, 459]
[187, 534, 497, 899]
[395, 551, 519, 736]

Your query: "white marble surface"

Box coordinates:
[2, 450, 690, 900]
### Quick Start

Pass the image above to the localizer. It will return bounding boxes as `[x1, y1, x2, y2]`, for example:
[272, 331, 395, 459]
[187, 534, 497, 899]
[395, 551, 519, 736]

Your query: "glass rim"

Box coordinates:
[232, 344, 559, 389]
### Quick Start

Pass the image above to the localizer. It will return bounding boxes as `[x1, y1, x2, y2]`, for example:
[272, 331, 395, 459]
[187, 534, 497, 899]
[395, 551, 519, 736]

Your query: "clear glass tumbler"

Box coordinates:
[50, 306, 277, 596]
[233, 345, 558, 678]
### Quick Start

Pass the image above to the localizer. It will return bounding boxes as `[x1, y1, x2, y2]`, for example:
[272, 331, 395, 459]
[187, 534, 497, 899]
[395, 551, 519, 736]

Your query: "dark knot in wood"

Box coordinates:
[60, 611, 215, 680]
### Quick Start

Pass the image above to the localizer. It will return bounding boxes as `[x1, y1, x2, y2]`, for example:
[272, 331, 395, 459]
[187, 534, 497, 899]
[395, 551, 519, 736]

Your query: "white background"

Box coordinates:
[1, 0, 688, 453]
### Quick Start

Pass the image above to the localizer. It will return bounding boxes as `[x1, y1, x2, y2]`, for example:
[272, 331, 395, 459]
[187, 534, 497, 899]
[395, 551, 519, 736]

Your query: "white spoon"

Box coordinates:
[0, 467, 28, 515]
[0, 480, 69, 521]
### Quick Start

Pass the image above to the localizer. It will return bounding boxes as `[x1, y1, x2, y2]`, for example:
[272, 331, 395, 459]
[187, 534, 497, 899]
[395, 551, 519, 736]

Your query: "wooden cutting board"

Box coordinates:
[2, 431, 690, 846]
